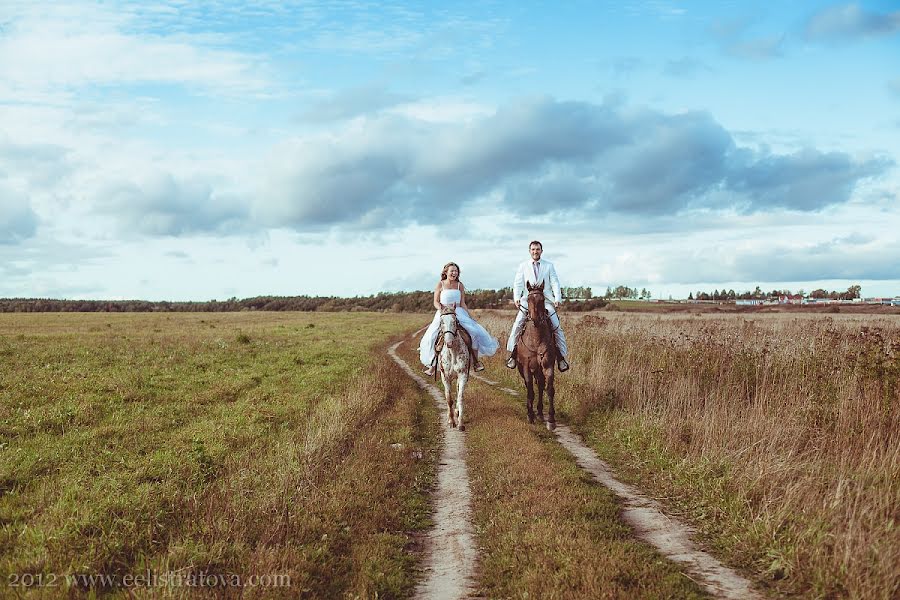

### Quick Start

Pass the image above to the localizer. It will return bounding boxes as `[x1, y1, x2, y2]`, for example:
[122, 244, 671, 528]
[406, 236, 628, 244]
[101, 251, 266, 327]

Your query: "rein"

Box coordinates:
[518, 291, 557, 355]
[520, 291, 560, 332]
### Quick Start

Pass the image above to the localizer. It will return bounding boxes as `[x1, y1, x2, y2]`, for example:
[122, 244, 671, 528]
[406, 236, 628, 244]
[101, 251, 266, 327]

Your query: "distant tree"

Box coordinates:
[688, 292, 694, 300]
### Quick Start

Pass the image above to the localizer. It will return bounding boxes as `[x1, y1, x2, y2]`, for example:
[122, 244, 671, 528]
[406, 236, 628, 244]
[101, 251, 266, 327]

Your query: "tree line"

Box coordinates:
[0, 287, 615, 313]
[688, 285, 862, 301]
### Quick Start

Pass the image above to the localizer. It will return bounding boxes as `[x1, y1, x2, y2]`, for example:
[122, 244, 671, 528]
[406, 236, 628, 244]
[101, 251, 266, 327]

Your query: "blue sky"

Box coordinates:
[1, 0, 899, 300]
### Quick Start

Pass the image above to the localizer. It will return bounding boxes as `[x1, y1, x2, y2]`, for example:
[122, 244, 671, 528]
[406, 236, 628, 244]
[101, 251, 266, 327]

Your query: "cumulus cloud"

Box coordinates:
[726, 148, 893, 211]
[0, 186, 39, 244]
[254, 98, 891, 231]
[94, 173, 249, 237]
[805, 3, 900, 41]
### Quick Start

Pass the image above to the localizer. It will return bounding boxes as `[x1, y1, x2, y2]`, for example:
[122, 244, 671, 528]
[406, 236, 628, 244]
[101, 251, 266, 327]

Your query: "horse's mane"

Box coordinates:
[525, 285, 552, 341]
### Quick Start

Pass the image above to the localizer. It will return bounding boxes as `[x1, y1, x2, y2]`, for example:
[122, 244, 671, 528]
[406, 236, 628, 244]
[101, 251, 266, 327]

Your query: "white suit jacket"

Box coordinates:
[513, 259, 562, 310]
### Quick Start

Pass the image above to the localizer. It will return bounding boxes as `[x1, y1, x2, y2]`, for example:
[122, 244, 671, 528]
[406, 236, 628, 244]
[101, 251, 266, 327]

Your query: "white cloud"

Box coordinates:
[0, 2, 269, 96]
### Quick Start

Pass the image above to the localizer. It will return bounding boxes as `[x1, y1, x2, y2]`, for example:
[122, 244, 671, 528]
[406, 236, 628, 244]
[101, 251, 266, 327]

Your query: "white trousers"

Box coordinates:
[507, 307, 568, 358]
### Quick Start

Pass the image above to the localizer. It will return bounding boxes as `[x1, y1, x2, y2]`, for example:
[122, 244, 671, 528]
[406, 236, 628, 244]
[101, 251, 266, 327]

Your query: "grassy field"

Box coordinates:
[0, 312, 438, 598]
[395, 336, 707, 599]
[5, 309, 896, 598]
[473, 310, 899, 599]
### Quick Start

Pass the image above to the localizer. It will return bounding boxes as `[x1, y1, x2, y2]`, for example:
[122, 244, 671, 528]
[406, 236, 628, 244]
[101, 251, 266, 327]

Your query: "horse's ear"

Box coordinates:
[526, 281, 533, 291]
[538, 281, 545, 291]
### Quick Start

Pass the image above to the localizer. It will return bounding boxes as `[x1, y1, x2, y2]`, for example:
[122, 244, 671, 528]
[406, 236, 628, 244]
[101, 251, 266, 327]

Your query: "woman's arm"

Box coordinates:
[433, 282, 442, 310]
[459, 282, 468, 309]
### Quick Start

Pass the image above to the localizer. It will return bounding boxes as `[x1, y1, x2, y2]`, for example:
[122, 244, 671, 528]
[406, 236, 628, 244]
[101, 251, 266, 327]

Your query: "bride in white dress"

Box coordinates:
[420, 262, 500, 375]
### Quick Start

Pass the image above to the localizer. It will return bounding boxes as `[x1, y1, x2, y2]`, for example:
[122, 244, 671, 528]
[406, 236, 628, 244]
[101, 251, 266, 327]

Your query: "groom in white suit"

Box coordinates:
[506, 240, 569, 372]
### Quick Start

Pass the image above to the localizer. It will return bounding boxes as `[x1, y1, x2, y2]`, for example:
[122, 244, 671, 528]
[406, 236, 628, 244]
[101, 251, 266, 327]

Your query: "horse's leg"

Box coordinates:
[441, 361, 456, 428]
[523, 367, 535, 424]
[456, 368, 468, 432]
[535, 369, 545, 422]
[545, 367, 556, 429]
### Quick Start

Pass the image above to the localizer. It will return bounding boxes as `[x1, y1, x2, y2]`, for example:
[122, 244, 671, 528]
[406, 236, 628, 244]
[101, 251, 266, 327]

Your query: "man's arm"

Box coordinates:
[548, 263, 562, 307]
[512, 262, 525, 307]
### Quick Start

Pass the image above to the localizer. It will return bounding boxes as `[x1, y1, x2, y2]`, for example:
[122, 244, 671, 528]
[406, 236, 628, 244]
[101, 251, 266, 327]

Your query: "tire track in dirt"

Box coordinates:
[475, 375, 761, 600]
[388, 338, 477, 600]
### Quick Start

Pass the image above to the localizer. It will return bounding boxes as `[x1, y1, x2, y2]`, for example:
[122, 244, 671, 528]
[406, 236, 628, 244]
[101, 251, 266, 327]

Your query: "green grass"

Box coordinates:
[0, 312, 438, 598]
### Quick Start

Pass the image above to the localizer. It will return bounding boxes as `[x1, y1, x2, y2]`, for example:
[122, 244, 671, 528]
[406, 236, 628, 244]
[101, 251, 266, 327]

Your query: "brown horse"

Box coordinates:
[513, 281, 557, 428]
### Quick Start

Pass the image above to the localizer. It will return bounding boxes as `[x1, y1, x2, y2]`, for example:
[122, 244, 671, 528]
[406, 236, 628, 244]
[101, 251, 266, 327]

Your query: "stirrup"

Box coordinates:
[506, 356, 516, 369]
[557, 358, 569, 372]
[474, 361, 485, 372]
[424, 365, 435, 376]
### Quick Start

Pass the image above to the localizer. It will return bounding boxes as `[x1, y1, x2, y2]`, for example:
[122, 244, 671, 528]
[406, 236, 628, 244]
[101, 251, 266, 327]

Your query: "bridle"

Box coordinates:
[518, 289, 560, 332]
[439, 308, 459, 339]
[528, 290, 550, 327]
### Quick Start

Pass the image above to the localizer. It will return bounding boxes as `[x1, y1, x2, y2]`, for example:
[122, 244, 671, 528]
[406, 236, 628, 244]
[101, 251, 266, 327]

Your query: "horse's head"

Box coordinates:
[439, 305, 459, 345]
[526, 281, 548, 325]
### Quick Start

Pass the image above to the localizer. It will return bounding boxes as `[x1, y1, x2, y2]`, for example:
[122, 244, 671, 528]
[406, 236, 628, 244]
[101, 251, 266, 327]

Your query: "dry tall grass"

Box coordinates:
[507, 312, 899, 598]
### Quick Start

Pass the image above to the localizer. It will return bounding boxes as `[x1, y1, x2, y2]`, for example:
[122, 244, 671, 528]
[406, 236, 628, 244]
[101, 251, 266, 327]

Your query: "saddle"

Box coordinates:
[434, 325, 473, 355]
[431, 325, 475, 376]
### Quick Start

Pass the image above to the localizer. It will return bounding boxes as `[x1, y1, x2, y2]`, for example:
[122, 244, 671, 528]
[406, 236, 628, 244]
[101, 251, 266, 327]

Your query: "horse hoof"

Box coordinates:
[537, 413, 545, 422]
[546, 420, 556, 432]
[458, 423, 466, 432]
[527, 415, 535, 425]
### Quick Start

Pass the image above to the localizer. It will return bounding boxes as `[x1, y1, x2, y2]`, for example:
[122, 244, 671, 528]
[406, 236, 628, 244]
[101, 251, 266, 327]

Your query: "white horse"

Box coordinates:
[438, 305, 470, 430]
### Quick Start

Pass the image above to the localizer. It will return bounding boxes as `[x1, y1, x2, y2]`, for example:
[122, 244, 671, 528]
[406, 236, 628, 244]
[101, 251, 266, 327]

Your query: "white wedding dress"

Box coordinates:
[419, 289, 500, 367]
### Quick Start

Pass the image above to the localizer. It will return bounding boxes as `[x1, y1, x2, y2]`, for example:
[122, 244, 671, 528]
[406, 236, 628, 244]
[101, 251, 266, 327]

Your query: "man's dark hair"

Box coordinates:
[529, 240, 542, 250]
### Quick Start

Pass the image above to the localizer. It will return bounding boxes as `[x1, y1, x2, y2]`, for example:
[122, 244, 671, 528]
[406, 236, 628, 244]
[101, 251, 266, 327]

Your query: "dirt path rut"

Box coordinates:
[392, 332, 759, 599]
[474, 370, 761, 599]
[554, 425, 761, 599]
[388, 340, 477, 600]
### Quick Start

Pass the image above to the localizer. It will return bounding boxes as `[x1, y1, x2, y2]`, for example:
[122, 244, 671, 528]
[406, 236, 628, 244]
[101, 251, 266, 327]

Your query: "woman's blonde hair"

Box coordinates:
[440, 262, 461, 281]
